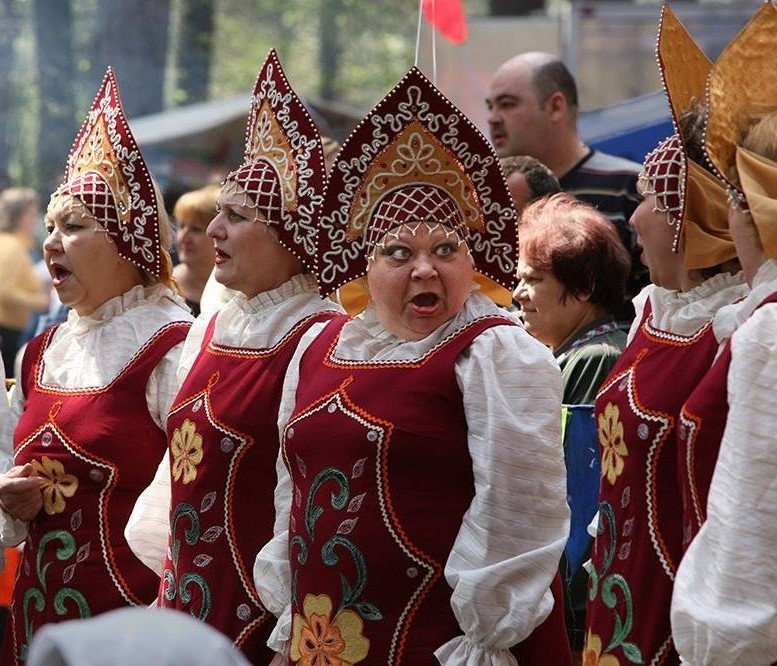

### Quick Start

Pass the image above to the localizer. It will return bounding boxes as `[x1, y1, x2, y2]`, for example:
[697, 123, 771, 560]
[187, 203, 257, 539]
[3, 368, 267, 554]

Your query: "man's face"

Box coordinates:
[486, 62, 550, 159]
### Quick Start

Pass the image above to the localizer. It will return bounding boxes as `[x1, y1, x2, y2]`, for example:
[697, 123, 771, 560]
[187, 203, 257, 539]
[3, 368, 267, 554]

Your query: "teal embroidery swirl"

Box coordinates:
[293, 466, 383, 622]
[20, 530, 91, 661]
[162, 502, 201, 604]
[589, 501, 643, 664]
[179, 572, 212, 620]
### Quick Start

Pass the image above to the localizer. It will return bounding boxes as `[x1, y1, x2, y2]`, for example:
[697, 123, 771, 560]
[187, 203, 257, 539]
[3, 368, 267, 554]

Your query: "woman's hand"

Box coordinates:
[729, 204, 765, 285]
[0, 464, 45, 521]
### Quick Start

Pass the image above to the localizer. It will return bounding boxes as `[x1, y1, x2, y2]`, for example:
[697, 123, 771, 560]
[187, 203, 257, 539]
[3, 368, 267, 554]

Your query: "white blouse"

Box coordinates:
[0, 283, 193, 546]
[627, 271, 749, 346]
[124, 274, 342, 576]
[671, 258, 777, 665]
[254, 289, 570, 666]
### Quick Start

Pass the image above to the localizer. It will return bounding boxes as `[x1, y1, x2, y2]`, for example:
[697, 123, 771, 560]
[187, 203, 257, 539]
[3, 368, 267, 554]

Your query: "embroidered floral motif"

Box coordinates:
[291, 593, 369, 665]
[171, 419, 204, 484]
[30, 456, 78, 515]
[583, 630, 621, 666]
[599, 403, 628, 485]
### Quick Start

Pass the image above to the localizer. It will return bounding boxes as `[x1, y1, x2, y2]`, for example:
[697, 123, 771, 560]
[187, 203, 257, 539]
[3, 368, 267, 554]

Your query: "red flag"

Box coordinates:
[422, 0, 468, 44]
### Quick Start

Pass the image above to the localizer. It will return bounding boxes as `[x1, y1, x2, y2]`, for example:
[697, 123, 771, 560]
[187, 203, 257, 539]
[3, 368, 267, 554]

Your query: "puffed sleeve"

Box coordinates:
[0, 368, 30, 546]
[671, 303, 777, 665]
[124, 337, 188, 574]
[435, 324, 570, 665]
[253, 322, 330, 654]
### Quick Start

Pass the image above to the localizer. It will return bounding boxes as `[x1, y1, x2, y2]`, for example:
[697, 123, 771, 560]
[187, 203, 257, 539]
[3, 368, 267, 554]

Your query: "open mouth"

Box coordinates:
[214, 247, 231, 263]
[410, 292, 441, 314]
[49, 263, 71, 287]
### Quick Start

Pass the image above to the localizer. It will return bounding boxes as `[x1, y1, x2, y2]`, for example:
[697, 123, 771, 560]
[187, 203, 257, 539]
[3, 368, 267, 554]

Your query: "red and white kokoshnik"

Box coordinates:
[55, 67, 163, 277]
[315, 66, 518, 297]
[224, 48, 326, 274]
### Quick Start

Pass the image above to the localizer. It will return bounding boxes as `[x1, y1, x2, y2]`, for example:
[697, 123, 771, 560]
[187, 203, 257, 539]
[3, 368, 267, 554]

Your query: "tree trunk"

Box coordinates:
[0, 0, 22, 189]
[175, 0, 215, 104]
[94, 0, 171, 118]
[34, 0, 77, 195]
[319, 0, 344, 101]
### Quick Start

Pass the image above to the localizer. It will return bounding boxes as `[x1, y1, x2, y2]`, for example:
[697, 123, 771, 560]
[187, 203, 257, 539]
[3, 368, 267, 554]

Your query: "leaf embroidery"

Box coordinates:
[336, 518, 359, 535]
[201, 491, 217, 513]
[200, 526, 224, 543]
[193, 554, 213, 567]
[70, 509, 83, 531]
[351, 457, 367, 479]
[63, 563, 76, 584]
[76, 542, 90, 563]
[347, 493, 366, 513]
[296, 454, 307, 479]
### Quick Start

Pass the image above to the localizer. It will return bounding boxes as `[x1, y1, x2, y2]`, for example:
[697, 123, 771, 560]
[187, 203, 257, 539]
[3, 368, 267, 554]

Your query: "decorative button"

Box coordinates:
[41, 432, 53, 447]
[192, 399, 203, 413]
[287, 427, 294, 439]
[220, 437, 234, 453]
[366, 431, 378, 442]
[327, 403, 337, 413]
[236, 603, 251, 621]
[89, 469, 104, 483]
[406, 567, 418, 578]
[637, 423, 649, 440]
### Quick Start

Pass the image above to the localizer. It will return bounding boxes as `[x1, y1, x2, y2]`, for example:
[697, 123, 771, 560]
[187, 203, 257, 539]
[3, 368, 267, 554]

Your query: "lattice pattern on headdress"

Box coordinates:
[366, 185, 466, 251]
[316, 67, 517, 297]
[640, 134, 685, 252]
[54, 67, 161, 275]
[224, 49, 325, 273]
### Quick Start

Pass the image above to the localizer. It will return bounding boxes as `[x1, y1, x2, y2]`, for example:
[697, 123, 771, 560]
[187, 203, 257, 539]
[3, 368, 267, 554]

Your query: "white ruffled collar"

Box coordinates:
[647, 271, 749, 337]
[228, 273, 318, 314]
[336, 289, 512, 362]
[67, 283, 189, 334]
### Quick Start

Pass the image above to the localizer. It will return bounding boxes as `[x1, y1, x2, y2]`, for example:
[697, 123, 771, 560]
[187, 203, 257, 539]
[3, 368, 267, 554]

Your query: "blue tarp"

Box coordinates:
[579, 90, 673, 165]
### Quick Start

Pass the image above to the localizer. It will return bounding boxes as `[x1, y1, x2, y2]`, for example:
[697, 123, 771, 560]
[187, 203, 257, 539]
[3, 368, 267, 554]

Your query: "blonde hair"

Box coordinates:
[741, 109, 777, 162]
[172, 184, 220, 229]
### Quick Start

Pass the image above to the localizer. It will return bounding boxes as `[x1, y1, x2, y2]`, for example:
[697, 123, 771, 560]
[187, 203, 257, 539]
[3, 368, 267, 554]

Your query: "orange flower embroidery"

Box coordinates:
[583, 630, 621, 666]
[598, 402, 628, 485]
[30, 456, 78, 515]
[171, 419, 204, 484]
[291, 593, 369, 665]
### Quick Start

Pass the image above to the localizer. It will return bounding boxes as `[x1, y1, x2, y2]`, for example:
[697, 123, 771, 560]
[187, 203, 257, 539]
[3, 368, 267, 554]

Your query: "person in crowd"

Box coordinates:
[584, 8, 748, 665]
[125, 50, 342, 664]
[0, 68, 192, 665]
[671, 5, 777, 663]
[0, 189, 48, 376]
[515, 192, 629, 404]
[500, 154, 560, 211]
[515, 192, 629, 658]
[254, 66, 571, 666]
[171, 184, 220, 317]
[487, 52, 645, 322]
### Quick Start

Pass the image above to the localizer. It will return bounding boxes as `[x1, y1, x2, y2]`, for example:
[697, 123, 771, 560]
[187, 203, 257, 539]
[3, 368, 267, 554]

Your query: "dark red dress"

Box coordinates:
[283, 314, 571, 665]
[3, 322, 189, 665]
[677, 291, 777, 550]
[587, 301, 720, 665]
[160, 310, 336, 664]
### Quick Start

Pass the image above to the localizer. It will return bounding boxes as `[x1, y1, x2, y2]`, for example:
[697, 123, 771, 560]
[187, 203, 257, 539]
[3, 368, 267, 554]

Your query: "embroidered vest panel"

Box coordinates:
[587, 302, 719, 666]
[678, 291, 777, 550]
[284, 315, 510, 665]
[160, 311, 336, 663]
[4, 322, 190, 665]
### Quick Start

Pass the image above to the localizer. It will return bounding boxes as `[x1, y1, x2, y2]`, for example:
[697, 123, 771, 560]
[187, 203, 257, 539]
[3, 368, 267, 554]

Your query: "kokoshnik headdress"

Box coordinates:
[704, 2, 777, 258]
[223, 49, 326, 273]
[53, 67, 163, 276]
[640, 5, 734, 269]
[315, 67, 518, 297]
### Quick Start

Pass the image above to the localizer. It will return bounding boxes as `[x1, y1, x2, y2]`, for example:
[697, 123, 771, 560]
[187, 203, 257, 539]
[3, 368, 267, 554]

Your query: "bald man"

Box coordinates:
[488, 52, 646, 321]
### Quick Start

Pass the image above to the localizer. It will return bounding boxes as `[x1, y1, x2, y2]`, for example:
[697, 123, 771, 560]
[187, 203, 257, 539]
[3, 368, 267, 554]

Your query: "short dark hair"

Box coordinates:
[533, 60, 578, 112]
[500, 155, 561, 202]
[519, 192, 630, 310]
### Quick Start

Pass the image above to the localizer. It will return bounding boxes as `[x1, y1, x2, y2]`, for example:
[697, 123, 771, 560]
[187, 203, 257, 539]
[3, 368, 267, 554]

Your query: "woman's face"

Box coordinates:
[43, 199, 142, 316]
[207, 186, 302, 298]
[176, 213, 213, 274]
[629, 189, 685, 290]
[366, 224, 473, 341]
[513, 258, 590, 350]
